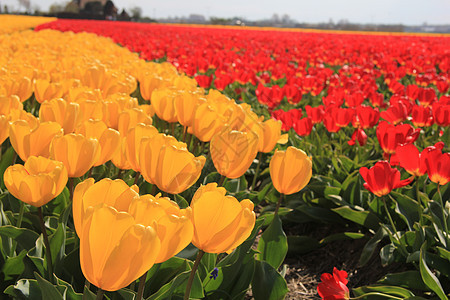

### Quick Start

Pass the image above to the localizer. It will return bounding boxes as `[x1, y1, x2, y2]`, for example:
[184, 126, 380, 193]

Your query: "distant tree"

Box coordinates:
[49, 2, 67, 14]
[84, 1, 103, 15]
[64, 1, 79, 13]
[17, 0, 31, 13]
[271, 13, 280, 23]
[129, 6, 142, 20]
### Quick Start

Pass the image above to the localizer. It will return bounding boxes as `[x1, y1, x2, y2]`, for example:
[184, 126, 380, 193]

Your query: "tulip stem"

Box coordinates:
[251, 152, 262, 191]
[10, 202, 26, 256]
[182, 126, 187, 143]
[117, 169, 122, 180]
[218, 175, 226, 187]
[69, 177, 74, 202]
[381, 197, 407, 257]
[137, 271, 148, 300]
[95, 288, 104, 300]
[437, 185, 449, 246]
[274, 193, 284, 215]
[134, 172, 140, 185]
[38, 207, 54, 283]
[184, 250, 205, 300]
[415, 177, 424, 225]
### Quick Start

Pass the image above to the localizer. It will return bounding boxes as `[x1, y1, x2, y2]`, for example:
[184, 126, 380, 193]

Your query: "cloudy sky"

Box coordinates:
[2, 0, 449, 25]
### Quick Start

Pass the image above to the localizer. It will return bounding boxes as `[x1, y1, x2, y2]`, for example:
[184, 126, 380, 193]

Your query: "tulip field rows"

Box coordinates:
[0, 15, 449, 299]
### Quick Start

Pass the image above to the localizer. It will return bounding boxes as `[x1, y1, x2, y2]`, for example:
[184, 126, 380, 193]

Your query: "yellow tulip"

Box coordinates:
[124, 123, 159, 172]
[139, 133, 199, 194]
[190, 183, 255, 253]
[72, 178, 139, 235]
[152, 144, 206, 194]
[117, 107, 153, 135]
[111, 135, 132, 170]
[0, 115, 9, 145]
[9, 119, 63, 161]
[76, 120, 120, 166]
[50, 133, 101, 177]
[151, 88, 178, 123]
[174, 90, 206, 127]
[210, 127, 258, 179]
[3, 156, 68, 207]
[191, 102, 227, 142]
[0, 95, 23, 115]
[269, 146, 312, 195]
[129, 194, 193, 263]
[39, 98, 81, 134]
[139, 76, 171, 101]
[80, 204, 160, 291]
[102, 94, 139, 129]
[33, 79, 64, 103]
[258, 119, 287, 153]
[0, 76, 33, 102]
[76, 99, 105, 123]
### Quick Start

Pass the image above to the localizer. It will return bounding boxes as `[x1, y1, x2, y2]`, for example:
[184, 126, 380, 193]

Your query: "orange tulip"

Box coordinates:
[72, 178, 139, 235]
[39, 98, 81, 134]
[50, 133, 101, 177]
[151, 88, 178, 123]
[79, 204, 160, 291]
[33, 79, 64, 103]
[210, 127, 258, 179]
[4, 156, 68, 207]
[129, 194, 193, 263]
[124, 123, 159, 172]
[270, 146, 312, 195]
[9, 119, 63, 161]
[190, 183, 255, 253]
[117, 107, 153, 135]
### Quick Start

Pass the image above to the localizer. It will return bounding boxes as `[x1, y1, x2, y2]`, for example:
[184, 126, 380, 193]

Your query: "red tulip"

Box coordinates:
[360, 161, 413, 197]
[376, 121, 420, 156]
[348, 128, 367, 146]
[406, 84, 419, 101]
[418, 87, 437, 107]
[380, 102, 408, 125]
[293, 117, 313, 136]
[195, 75, 212, 88]
[423, 144, 450, 185]
[433, 102, 450, 127]
[354, 106, 379, 129]
[317, 268, 350, 300]
[411, 105, 434, 127]
[305, 105, 325, 125]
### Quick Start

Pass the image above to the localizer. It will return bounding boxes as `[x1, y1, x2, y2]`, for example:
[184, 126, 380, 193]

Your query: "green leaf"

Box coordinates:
[353, 285, 415, 298]
[392, 191, 420, 231]
[117, 288, 137, 300]
[358, 227, 387, 267]
[4, 278, 42, 299]
[380, 244, 395, 267]
[55, 276, 83, 300]
[256, 214, 288, 269]
[2, 249, 27, 280]
[332, 206, 380, 230]
[0, 146, 15, 189]
[34, 272, 64, 300]
[224, 175, 248, 193]
[436, 246, 450, 261]
[145, 257, 190, 295]
[378, 271, 428, 291]
[419, 243, 448, 300]
[83, 285, 96, 300]
[146, 270, 203, 300]
[319, 232, 365, 244]
[174, 194, 189, 209]
[0, 225, 40, 250]
[252, 260, 288, 300]
[49, 222, 66, 268]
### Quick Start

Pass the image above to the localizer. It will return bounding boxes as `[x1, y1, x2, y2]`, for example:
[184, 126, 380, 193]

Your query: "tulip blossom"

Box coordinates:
[411, 105, 434, 127]
[128, 194, 193, 263]
[210, 127, 259, 179]
[270, 146, 312, 195]
[79, 204, 160, 291]
[39, 98, 81, 134]
[151, 88, 179, 123]
[190, 183, 256, 254]
[348, 128, 367, 146]
[305, 105, 325, 125]
[33, 79, 64, 103]
[359, 161, 412, 197]
[396, 142, 444, 177]
[50, 133, 101, 178]
[4, 156, 68, 207]
[376, 121, 420, 159]
[124, 123, 159, 173]
[9, 119, 63, 161]
[423, 145, 450, 186]
[293, 117, 313, 137]
[76, 119, 120, 166]
[317, 268, 350, 300]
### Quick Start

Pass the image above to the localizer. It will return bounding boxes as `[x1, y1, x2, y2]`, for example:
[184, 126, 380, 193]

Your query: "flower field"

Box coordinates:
[1, 15, 450, 299]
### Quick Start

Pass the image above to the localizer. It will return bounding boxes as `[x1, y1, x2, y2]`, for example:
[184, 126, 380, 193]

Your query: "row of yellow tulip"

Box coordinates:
[0, 15, 56, 34]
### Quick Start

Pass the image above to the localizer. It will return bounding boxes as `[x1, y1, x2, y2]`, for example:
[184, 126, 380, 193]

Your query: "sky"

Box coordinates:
[2, 0, 450, 25]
